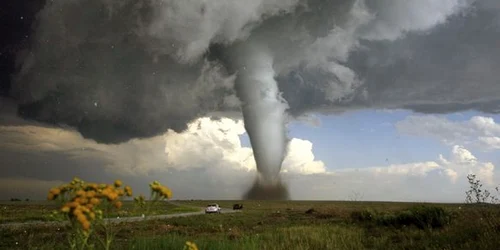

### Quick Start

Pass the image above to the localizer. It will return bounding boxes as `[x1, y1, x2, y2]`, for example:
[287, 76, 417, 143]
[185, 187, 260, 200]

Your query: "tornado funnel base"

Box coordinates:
[243, 178, 290, 200]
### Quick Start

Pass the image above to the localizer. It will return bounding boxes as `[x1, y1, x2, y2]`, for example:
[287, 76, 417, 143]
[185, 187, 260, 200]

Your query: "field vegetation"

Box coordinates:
[0, 201, 199, 224]
[0, 175, 499, 250]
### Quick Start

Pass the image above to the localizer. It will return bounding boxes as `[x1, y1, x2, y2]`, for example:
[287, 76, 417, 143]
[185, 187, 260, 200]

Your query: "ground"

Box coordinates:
[1, 200, 499, 249]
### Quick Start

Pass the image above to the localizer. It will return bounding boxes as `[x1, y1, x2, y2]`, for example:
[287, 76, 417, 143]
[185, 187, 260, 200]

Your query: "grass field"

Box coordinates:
[1, 200, 500, 250]
[0, 201, 200, 224]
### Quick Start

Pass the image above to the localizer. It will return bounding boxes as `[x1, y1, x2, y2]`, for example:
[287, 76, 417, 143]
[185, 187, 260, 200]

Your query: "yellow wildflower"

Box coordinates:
[61, 206, 70, 213]
[80, 198, 89, 205]
[114, 201, 123, 209]
[67, 201, 79, 208]
[47, 193, 55, 201]
[80, 206, 90, 213]
[73, 208, 83, 217]
[81, 220, 91, 231]
[107, 192, 118, 201]
[85, 190, 96, 198]
[159, 187, 167, 197]
[49, 188, 61, 195]
[114, 180, 122, 188]
[76, 190, 86, 197]
[74, 197, 86, 205]
[117, 189, 125, 196]
[77, 214, 87, 223]
[90, 198, 100, 205]
[124, 186, 133, 196]
[185, 241, 199, 250]
[47, 177, 143, 237]
[87, 183, 98, 190]
[165, 188, 173, 199]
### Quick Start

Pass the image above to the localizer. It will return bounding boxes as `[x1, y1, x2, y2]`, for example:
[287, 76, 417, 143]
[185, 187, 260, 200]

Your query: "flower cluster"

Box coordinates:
[149, 181, 172, 200]
[47, 178, 133, 232]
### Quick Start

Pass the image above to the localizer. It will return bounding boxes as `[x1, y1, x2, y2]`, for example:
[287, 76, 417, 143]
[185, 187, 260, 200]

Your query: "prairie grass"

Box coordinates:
[0, 201, 198, 224]
[129, 225, 365, 250]
[1, 200, 499, 250]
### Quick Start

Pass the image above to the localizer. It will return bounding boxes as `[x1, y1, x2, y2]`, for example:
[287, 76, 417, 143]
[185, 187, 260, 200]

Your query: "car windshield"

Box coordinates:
[207, 204, 217, 207]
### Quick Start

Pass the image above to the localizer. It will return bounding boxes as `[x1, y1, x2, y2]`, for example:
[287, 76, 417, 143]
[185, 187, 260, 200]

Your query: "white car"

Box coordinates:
[205, 204, 221, 214]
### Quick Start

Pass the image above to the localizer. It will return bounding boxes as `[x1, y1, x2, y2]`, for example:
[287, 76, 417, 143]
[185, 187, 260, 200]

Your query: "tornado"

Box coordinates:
[230, 44, 290, 200]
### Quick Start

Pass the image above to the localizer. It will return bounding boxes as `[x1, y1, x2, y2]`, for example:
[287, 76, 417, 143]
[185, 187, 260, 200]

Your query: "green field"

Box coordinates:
[0, 201, 200, 224]
[1, 200, 500, 250]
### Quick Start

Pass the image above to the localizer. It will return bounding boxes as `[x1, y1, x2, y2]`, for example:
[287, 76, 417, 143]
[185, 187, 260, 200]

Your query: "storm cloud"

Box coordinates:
[0, 0, 496, 144]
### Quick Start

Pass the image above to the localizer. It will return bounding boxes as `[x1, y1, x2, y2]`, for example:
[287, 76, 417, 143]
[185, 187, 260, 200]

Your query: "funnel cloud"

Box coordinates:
[229, 44, 290, 199]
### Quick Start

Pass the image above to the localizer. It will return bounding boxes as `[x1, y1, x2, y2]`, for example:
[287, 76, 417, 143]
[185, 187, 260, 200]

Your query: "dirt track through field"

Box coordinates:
[0, 203, 240, 229]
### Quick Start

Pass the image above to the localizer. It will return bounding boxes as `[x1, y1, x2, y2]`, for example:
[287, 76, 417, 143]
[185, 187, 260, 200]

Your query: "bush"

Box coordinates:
[351, 205, 452, 229]
[403, 205, 451, 229]
[350, 209, 375, 222]
[305, 208, 316, 214]
[465, 174, 499, 204]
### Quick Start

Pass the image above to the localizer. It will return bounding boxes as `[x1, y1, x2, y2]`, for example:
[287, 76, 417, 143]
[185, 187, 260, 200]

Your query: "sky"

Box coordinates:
[246, 110, 499, 202]
[1, 104, 499, 202]
[1, 0, 500, 202]
[287, 110, 500, 171]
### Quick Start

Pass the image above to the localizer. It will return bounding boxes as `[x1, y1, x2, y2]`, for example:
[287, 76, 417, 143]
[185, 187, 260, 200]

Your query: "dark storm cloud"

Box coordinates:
[3, 0, 499, 144]
[0, 0, 46, 97]
[277, 1, 500, 116]
[0, 108, 113, 183]
[0, 148, 106, 183]
[342, 5, 500, 114]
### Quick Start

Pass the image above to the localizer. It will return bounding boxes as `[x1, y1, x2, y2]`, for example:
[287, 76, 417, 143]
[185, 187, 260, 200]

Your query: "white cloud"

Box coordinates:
[288, 144, 496, 202]
[396, 115, 500, 151]
[282, 138, 326, 175]
[478, 137, 500, 150]
[440, 145, 495, 185]
[0, 116, 327, 176]
[370, 162, 441, 177]
[0, 116, 326, 199]
[1, 114, 497, 202]
[165, 142, 495, 201]
[332, 145, 494, 185]
[162, 117, 327, 175]
[163, 117, 255, 172]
